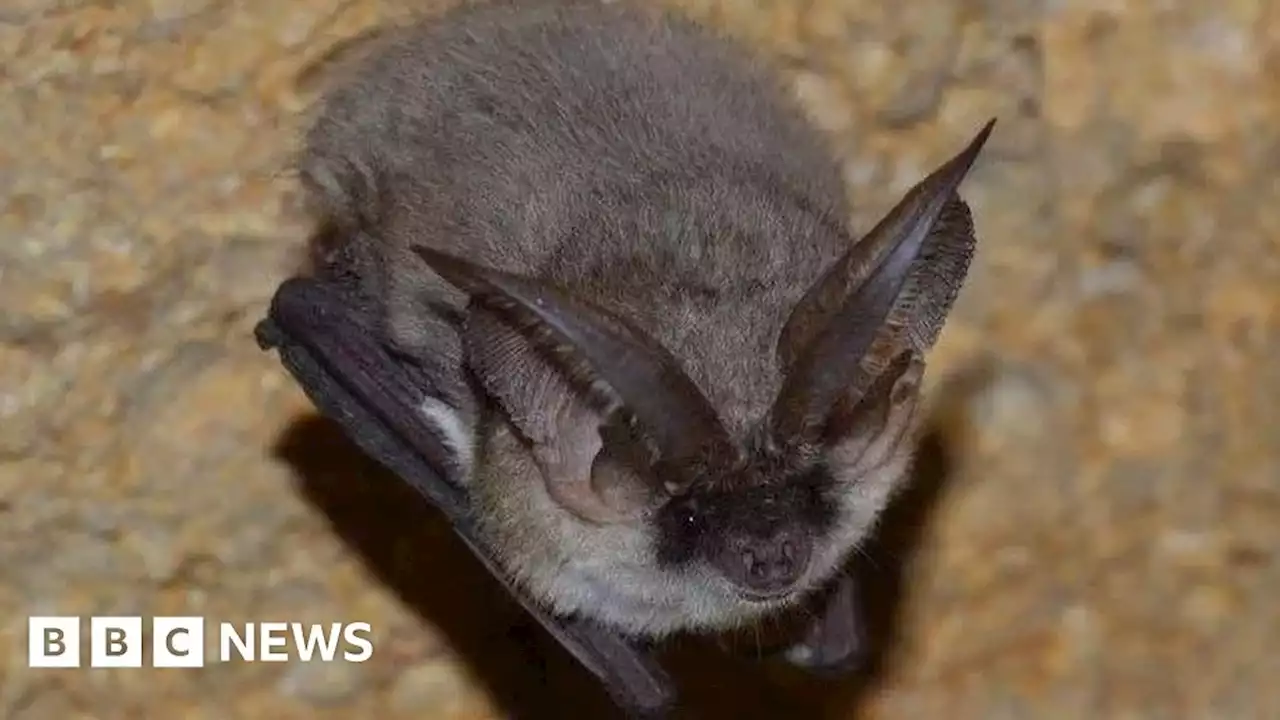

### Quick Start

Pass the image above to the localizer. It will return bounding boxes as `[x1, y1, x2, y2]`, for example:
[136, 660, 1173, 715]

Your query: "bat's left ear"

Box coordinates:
[769, 119, 993, 445]
[820, 349, 924, 478]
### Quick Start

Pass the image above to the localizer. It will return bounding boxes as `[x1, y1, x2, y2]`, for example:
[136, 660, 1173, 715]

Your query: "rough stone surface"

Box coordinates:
[2, 0, 1277, 718]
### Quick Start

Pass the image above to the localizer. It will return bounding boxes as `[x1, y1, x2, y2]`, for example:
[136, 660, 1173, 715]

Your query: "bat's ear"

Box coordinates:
[463, 307, 651, 523]
[769, 120, 992, 446]
[414, 248, 734, 522]
[819, 349, 923, 479]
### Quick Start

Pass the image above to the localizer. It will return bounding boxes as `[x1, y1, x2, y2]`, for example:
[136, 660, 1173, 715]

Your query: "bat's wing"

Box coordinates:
[254, 276, 675, 717]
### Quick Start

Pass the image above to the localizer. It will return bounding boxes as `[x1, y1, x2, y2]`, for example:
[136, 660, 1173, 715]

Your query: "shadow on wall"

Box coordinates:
[270, 395, 963, 719]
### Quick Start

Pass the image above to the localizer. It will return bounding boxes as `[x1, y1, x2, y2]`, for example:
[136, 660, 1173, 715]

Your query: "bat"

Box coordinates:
[256, 0, 993, 714]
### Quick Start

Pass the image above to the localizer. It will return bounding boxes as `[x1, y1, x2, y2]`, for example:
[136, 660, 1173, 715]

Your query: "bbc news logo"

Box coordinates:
[28, 617, 373, 668]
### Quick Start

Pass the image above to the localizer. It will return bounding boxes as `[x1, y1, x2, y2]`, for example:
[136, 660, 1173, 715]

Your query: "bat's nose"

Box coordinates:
[723, 530, 812, 597]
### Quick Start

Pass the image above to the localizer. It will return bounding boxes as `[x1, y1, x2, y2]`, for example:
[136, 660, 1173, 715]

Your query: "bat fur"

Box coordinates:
[296, 0, 989, 641]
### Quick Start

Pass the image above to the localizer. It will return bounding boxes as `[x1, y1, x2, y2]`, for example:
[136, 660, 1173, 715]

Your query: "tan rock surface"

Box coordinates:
[2, 0, 1276, 717]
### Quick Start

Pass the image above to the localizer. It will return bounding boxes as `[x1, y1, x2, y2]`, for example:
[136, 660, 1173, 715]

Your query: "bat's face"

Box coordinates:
[644, 345, 923, 616]
[653, 451, 836, 601]
[422, 122, 991, 636]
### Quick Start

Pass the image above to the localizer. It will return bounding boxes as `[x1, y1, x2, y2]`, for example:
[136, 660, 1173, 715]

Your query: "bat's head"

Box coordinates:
[417, 121, 992, 628]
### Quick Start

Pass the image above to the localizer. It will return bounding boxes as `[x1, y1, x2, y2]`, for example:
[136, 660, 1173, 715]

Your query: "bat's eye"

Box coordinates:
[677, 501, 702, 531]
[661, 498, 704, 541]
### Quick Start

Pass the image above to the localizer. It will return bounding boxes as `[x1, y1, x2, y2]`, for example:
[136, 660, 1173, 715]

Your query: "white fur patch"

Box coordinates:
[418, 396, 474, 481]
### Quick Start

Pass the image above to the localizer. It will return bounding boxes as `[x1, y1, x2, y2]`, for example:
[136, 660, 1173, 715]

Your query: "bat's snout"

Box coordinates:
[719, 528, 813, 599]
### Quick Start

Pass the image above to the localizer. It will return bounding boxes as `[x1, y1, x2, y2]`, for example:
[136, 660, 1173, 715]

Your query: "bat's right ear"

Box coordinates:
[416, 248, 734, 523]
[413, 247, 734, 520]
[463, 306, 651, 523]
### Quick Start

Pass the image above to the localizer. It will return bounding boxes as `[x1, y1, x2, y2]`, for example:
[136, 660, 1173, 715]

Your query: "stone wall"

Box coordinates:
[2, 0, 1276, 717]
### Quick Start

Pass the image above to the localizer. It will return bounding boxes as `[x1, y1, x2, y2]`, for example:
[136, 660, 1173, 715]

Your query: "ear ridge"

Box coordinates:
[464, 308, 576, 440]
[836, 195, 975, 388]
[777, 196, 975, 369]
[891, 196, 976, 356]
[464, 308, 645, 524]
[462, 281, 626, 420]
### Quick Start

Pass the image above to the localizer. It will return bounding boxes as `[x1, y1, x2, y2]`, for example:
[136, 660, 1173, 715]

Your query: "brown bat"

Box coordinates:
[257, 0, 992, 714]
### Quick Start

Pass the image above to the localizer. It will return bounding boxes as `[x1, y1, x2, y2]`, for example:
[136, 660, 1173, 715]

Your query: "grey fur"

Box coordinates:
[299, 0, 986, 638]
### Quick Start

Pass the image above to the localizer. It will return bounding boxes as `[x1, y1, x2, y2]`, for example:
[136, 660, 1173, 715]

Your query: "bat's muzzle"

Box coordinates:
[719, 528, 813, 599]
